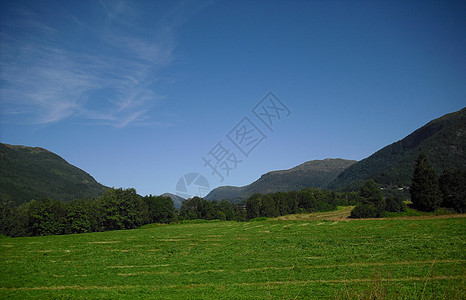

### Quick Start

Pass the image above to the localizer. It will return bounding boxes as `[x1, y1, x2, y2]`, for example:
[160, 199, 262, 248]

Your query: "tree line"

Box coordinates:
[179, 197, 246, 221]
[178, 189, 362, 222]
[350, 153, 465, 218]
[177, 188, 363, 222]
[245, 189, 361, 220]
[0, 184, 389, 237]
[2, 153, 463, 236]
[349, 180, 406, 218]
[0, 188, 176, 237]
[410, 152, 465, 213]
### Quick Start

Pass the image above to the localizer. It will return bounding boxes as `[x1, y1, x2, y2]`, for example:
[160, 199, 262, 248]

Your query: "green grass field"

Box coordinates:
[1, 209, 465, 299]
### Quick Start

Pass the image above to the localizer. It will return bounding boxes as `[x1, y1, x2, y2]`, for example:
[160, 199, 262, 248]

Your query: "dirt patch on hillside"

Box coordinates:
[273, 207, 354, 221]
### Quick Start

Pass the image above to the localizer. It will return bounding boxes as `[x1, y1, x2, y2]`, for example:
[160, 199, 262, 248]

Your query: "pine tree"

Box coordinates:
[359, 179, 385, 214]
[439, 168, 466, 213]
[350, 180, 385, 218]
[410, 153, 442, 211]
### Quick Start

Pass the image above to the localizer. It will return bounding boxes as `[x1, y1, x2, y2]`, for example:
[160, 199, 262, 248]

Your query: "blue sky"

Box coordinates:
[1, 0, 465, 198]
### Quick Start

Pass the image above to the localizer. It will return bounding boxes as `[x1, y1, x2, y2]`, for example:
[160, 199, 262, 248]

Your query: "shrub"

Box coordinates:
[350, 204, 379, 218]
[359, 180, 386, 216]
[385, 196, 407, 212]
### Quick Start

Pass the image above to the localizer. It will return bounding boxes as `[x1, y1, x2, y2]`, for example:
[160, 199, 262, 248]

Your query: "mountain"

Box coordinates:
[205, 158, 356, 202]
[161, 193, 186, 209]
[0, 143, 107, 205]
[329, 107, 466, 190]
[204, 186, 246, 203]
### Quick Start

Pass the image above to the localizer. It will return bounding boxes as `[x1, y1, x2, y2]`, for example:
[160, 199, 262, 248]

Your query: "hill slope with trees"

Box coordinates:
[329, 108, 466, 190]
[162, 193, 186, 209]
[205, 158, 356, 202]
[0, 143, 107, 205]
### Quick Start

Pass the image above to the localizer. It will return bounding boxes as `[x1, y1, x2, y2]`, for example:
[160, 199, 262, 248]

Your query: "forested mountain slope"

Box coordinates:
[205, 158, 356, 202]
[329, 108, 466, 190]
[0, 143, 107, 205]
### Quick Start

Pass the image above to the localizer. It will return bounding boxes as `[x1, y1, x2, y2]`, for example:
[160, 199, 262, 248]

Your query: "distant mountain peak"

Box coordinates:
[161, 193, 185, 209]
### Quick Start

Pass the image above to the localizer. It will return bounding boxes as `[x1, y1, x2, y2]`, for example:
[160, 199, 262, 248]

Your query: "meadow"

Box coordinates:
[1, 209, 464, 299]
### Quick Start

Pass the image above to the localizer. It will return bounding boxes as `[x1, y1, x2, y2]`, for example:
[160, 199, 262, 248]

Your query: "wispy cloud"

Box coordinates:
[0, 0, 203, 128]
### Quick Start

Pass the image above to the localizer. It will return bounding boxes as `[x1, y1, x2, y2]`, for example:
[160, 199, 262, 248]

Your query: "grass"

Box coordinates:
[385, 207, 458, 218]
[273, 206, 354, 221]
[0, 208, 464, 299]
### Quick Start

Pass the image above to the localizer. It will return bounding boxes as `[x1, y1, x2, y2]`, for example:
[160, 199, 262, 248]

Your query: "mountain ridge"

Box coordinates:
[0, 143, 107, 205]
[161, 193, 186, 209]
[329, 107, 466, 189]
[205, 158, 357, 202]
[2, 108, 464, 206]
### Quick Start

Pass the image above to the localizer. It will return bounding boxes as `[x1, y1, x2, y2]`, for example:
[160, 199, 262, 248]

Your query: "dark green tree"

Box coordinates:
[215, 200, 236, 221]
[97, 188, 145, 230]
[344, 192, 362, 206]
[198, 199, 216, 220]
[359, 180, 385, 216]
[66, 198, 93, 234]
[297, 190, 316, 212]
[144, 195, 176, 224]
[410, 153, 442, 211]
[285, 191, 299, 214]
[27, 198, 67, 236]
[350, 204, 378, 218]
[385, 196, 407, 212]
[246, 194, 262, 220]
[260, 194, 277, 217]
[245, 188, 338, 220]
[439, 168, 466, 213]
[350, 180, 386, 218]
[179, 197, 217, 220]
[0, 194, 21, 236]
[233, 204, 247, 222]
[180, 197, 200, 220]
[13, 202, 31, 237]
